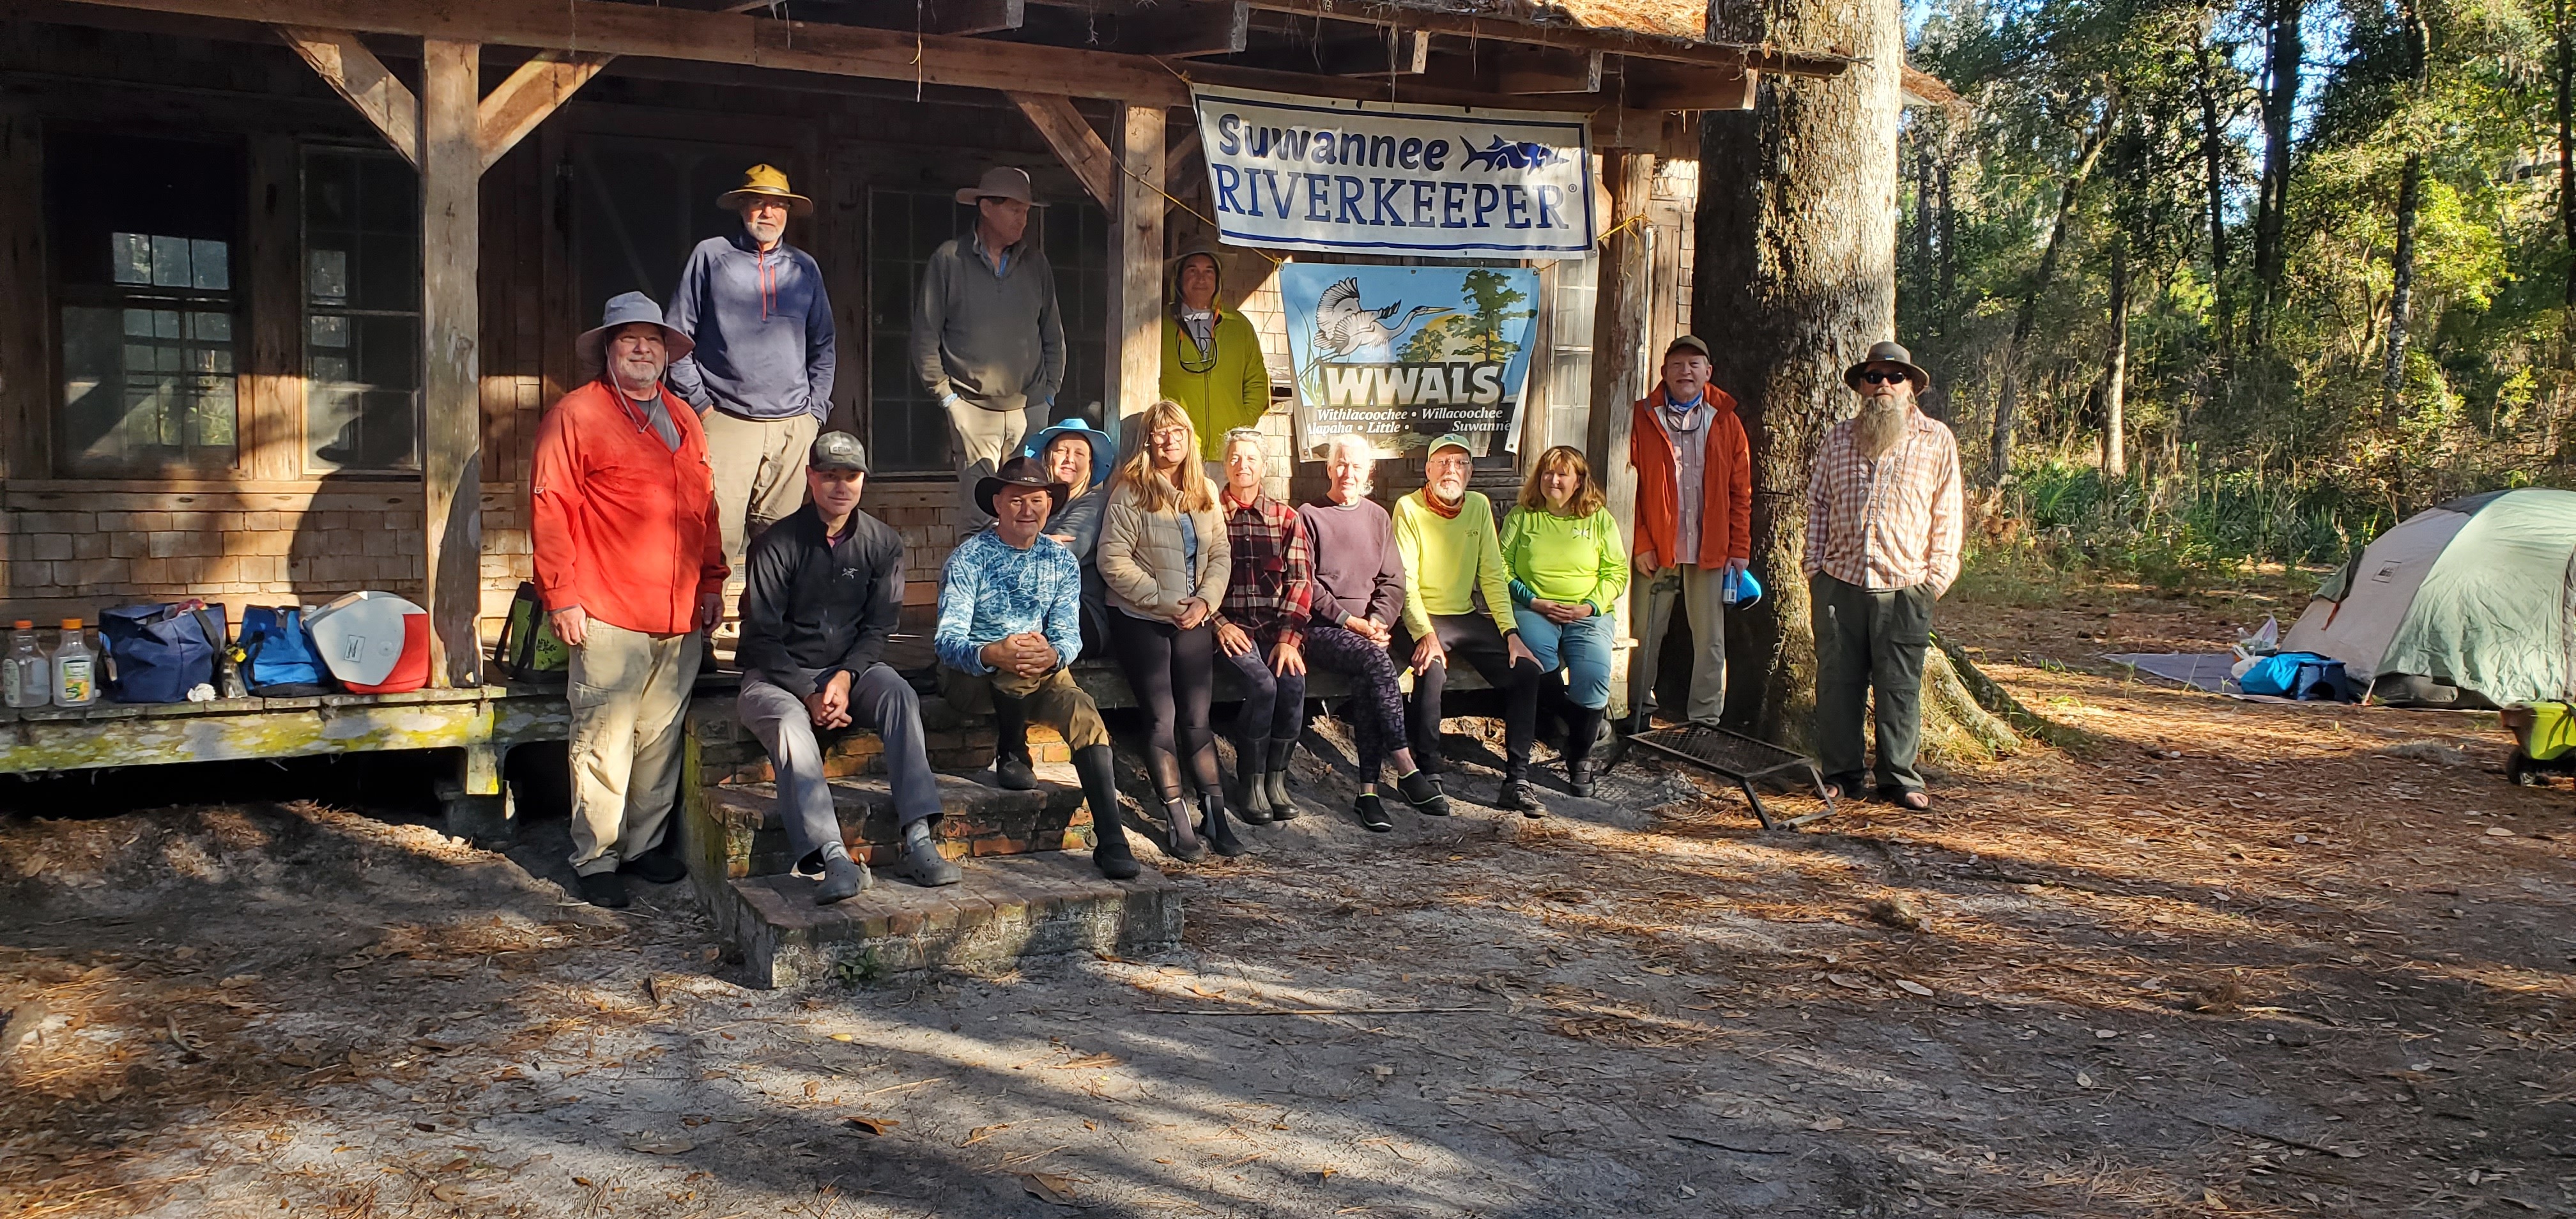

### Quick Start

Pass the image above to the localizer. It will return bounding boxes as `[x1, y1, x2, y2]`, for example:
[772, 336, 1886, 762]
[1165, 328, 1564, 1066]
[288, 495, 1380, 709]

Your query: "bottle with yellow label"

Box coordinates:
[52, 618, 96, 709]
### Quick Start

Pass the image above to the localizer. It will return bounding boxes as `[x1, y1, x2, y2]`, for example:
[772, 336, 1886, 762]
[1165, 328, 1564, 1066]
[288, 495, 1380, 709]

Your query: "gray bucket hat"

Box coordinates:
[1845, 340, 1929, 394]
[576, 291, 693, 373]
[956, 165, 1047, 207]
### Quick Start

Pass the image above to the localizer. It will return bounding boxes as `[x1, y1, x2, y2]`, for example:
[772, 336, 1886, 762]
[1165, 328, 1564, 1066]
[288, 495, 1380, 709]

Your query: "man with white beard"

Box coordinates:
[1802, 341, 1963, 811]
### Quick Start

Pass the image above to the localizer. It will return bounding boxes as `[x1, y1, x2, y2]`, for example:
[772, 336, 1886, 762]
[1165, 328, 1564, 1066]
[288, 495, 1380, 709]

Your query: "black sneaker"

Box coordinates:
[1353, 792, 1393, 832]
[576, 872, 630, 908]
[1395, 769, 1451, 816]
[994, 753, 1037, 791]
[1498, 778, 1542, 816]
[619, 852, 687, 885]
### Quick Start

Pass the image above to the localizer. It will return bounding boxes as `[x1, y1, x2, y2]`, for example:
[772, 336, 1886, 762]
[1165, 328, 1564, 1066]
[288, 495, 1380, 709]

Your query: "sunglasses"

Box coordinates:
[1859, 369, 1911, 386]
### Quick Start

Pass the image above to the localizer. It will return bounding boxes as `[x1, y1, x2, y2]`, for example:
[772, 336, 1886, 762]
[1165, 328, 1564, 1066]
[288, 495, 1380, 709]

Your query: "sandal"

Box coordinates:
[1878, 786, 1930, 811]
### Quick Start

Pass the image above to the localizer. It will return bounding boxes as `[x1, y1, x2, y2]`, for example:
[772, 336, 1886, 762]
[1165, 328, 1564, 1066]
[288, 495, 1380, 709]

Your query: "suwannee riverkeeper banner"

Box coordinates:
[1190, 85, 1595, 259]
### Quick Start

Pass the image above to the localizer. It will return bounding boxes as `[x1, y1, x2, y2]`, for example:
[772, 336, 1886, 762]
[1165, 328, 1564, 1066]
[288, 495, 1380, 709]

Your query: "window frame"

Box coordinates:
[297, 141, 425, 475]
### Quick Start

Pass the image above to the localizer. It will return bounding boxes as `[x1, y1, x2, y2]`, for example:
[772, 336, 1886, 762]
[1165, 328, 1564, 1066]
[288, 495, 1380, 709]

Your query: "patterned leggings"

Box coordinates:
[1301, 623, 1408, 785]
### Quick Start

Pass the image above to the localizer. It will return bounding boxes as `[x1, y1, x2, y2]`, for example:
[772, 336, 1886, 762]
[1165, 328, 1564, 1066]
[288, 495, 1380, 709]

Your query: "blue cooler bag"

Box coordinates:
[2237, 650, 2356, 702]
[238, 606, 330, 696]
[102, 602, 226, 703]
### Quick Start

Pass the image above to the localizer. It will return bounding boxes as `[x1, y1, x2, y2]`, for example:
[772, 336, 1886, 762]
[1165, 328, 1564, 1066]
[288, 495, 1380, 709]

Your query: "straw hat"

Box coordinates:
[717, 164, 812, 215]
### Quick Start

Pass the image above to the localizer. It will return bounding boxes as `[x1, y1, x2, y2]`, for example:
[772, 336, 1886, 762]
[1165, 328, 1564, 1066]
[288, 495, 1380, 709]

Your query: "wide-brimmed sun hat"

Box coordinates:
[717, 164, 813, 215]
[576, 291, 693, 373]
[1844, 340, 1929, 394]
[956, 165, 1047, 207]
[976, 454, 1071, 519]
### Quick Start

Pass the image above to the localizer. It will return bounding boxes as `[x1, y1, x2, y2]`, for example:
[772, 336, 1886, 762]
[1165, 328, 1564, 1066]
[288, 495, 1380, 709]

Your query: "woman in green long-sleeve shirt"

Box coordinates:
[1500, 445, 1629, 797]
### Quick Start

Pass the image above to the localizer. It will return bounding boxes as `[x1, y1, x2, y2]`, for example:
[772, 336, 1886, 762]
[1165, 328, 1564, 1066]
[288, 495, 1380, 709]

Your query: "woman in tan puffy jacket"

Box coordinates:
[1098, 399, 1239, 859]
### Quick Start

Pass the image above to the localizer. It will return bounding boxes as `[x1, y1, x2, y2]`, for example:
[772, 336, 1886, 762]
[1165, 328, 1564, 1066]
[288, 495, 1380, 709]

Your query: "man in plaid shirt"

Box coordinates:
[1802, 341, 1963, 811]
[1212, 427, 1314, 824]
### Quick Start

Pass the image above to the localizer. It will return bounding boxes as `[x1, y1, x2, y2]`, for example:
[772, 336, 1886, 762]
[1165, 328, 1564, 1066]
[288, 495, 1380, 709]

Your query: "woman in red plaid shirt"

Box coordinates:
[1212, 427, 1313, 825]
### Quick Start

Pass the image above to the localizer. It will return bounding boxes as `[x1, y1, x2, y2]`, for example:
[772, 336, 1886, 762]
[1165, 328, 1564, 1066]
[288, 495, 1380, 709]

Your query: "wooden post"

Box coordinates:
[0, 108, 47, 483]
[421, 39, 482, 688]
[1587, 149, 1654, 720]
[1105, 103, 1165, 428]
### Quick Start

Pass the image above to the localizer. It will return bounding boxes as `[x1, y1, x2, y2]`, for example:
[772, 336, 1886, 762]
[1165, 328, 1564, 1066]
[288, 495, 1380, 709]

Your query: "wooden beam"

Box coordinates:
[1006, 93, 1117, 210]
[1587, 149, 1653, 719]
[1133, 0, 1247, 57]
[1163, 126, 1202, 190]
[1626, 69, 1757, 112]
[919, 0, 1026, 37]
[478, 49, 614, 173]
[273, 24, 418, 165]
[0, 109, 44, 481]
[420, 38, 482, 688]
[1491, 47, 1602, 94]
[1230, 28, 1427, 75]
[1238, 0, 1854, 75]
[1105, 103, 1164, 426]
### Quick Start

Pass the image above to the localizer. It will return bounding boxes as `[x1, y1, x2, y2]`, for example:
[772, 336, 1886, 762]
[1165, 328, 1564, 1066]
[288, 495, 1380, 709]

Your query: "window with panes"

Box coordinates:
[303, 148, 421, 471]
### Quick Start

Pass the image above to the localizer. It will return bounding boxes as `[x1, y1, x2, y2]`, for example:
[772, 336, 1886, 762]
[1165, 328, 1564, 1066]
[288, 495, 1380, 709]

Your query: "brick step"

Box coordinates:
[687, 764, 1092, 881]
[716, 852, 1183, 988]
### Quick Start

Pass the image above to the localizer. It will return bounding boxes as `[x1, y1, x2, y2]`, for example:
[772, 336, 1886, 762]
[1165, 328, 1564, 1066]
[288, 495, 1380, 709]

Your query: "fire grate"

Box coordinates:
[1621, 724, 1837, 829]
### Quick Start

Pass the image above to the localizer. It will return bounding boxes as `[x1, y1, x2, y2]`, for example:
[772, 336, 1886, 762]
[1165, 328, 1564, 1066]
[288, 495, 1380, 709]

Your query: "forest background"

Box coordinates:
[1897, 0, 2573, 585]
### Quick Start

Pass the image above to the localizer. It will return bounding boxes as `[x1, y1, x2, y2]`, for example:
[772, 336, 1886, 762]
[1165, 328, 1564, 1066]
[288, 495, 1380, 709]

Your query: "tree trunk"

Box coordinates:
[2381, 151, 2421, 427]
[1698, 0, 1902, 747]
[2196, 23, 2232, 358]
[2103, 238, 2129, 476]
[2250, 0, 2303, 348]
[1936, 154, 1957, 311]
[1989, 102, 2115, 476]
[2559, 0, 2572, 309]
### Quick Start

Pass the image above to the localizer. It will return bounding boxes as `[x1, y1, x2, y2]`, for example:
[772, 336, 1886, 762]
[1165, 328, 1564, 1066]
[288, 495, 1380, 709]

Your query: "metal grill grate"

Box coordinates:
[1623, 724, 1837, 829]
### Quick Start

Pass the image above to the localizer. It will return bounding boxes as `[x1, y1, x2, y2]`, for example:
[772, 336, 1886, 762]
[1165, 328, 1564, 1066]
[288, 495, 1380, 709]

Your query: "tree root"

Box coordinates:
[1932, 631, 2096, 756]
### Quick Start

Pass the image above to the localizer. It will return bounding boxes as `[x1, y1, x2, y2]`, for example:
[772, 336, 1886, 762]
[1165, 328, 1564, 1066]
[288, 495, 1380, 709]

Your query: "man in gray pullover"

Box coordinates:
[912, 166, 1066, 528]
[667, 164, 838, 583]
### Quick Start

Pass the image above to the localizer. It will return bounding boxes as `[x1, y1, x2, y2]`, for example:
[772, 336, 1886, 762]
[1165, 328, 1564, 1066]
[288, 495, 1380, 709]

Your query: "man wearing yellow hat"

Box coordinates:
[666, 164, 839, 583]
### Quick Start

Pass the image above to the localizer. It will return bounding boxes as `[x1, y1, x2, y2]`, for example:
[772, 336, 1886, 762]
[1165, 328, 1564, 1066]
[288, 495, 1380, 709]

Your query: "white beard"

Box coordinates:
[1854, 397, 1908, 460]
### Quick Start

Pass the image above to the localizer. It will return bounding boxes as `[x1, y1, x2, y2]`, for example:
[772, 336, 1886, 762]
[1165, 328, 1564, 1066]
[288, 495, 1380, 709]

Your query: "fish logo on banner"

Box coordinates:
[1281, 264, 1540, 459]
[1190, 85, 1595, 259]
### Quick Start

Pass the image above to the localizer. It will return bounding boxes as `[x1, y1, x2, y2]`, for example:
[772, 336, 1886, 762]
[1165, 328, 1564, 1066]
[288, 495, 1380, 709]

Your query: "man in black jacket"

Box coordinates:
[736, 431, 962, 901]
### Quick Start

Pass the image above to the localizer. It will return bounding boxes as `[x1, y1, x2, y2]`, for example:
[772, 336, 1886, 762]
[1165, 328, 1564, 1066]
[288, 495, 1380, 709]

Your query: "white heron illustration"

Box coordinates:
[1310, 277, 1455, 364]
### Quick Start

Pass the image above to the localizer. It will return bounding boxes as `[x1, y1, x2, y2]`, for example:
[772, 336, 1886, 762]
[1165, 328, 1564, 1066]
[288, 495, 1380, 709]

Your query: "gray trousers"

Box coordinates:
[1809, 573, 1933, 796]
[946, 398, 1046, 526]
[1630, 562, 1729, 726]
[739, 664, 943, 864]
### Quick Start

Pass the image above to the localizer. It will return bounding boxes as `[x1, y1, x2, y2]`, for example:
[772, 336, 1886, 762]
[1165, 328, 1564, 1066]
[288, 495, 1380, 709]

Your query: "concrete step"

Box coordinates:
[716, 851, 1183, 988]
[687, 763, 1093, 881]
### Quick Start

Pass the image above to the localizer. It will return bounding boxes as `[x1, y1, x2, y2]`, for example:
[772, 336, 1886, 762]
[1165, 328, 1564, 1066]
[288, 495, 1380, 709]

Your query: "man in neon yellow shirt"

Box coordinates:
[1393, 434, 1546, 812]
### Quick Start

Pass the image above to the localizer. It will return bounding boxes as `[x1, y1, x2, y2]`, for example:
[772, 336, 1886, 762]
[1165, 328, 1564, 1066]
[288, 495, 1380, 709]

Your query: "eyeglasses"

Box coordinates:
[1149, 428, 1190, 443]
[1860, 369, 1910, 386]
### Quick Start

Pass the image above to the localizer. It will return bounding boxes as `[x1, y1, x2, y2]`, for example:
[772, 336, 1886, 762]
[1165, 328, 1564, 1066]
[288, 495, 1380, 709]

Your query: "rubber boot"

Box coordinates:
[898, 818, 962, 887]
[1563, 705, 1607, 798]
[990, 692, 1036, 790]
[1071, 744, 1139, 880]
[1262, 737, 1298, 819]
[1199, 792, 1246, 857]
[1230, 742, 1275, 825]
[1151, 751, 1205, 862]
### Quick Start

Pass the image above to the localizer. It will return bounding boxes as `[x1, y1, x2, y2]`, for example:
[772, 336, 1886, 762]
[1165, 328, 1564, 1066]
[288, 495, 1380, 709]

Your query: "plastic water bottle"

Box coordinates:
[3, 620, 46, 709]
[52, 618, 96, 709]
[1721, 567, 1742, 606]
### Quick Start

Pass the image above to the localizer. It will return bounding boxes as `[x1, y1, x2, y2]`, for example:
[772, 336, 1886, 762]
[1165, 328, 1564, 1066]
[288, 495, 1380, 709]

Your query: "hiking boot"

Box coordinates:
[618, 851, 687, 885]
[1498, 778, 1541, 816]
[1353, 792, 1394, 832]
[993, 752, 1036, 792]
[1396, 768, 1450, 816]
[1199, 792, 1246, 857]
[898, 820, 962, 887]
[1074, 745, 1140, 880]
[1230, 753, 1274, 825]
[816, 850, 873, 905]
[576, 872, 630, 908]
[991, 693, 1035, 790]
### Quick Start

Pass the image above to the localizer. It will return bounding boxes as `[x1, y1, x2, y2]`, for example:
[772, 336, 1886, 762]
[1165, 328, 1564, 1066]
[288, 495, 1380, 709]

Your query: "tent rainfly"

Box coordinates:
[2284, 488, 2576, 709]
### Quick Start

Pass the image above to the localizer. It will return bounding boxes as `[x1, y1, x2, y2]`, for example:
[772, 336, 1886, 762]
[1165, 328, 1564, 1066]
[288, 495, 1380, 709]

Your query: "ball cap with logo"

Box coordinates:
[808, 431, 870, 473]
[1423, 433, 1474, 464]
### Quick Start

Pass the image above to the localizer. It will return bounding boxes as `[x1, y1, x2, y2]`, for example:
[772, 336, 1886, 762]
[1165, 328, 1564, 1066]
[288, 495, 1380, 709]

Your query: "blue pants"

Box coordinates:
[1513, 606, 1617, 710]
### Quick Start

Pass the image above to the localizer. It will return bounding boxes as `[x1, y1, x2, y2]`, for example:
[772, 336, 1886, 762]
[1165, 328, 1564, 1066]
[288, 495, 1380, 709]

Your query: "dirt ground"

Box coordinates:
[4, 574, 2573, 1218]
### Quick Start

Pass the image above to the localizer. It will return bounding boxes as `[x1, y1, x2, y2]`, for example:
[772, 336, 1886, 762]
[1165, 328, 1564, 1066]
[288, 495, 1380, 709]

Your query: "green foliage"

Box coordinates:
[831, 948, 885, 988]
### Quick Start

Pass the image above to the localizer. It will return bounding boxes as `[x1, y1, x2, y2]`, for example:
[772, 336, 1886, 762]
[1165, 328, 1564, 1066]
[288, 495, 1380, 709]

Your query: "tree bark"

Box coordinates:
[1698, 0, 1902, 746]
[2102, 238, 2129, 476]
[1989, 101, 2115, 476]
[2250, 0, 2303, 348]
[2381, 151, 2421, 426]
[2195, 22, 2232, 358]
[2559, 0, 2572, 308]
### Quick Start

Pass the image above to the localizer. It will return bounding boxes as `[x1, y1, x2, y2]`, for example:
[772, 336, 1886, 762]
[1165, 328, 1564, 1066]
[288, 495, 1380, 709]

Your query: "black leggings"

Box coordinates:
[1108, 611, 1223, 799]
[1407, 612, 1542, 772]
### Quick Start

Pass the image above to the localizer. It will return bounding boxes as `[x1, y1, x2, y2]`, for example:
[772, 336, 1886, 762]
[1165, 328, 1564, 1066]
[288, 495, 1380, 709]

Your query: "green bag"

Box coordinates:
[2515, 700, 2573, 762]
[493, 581, 569, 683]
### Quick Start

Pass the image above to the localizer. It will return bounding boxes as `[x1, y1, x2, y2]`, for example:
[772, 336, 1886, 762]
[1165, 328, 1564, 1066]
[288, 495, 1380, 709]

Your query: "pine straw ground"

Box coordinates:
[1, 572, 2571, 1218]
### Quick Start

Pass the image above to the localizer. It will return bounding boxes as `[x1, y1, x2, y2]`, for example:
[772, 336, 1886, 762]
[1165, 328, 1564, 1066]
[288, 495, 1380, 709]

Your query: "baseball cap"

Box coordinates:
[1424, 433, 1473, 461]
[809, 431, 869, 472]
[1664, 335, 1710, 360]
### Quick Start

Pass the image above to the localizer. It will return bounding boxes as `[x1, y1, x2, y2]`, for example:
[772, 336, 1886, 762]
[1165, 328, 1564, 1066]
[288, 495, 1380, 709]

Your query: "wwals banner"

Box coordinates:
[1191, 86, 1595, 259]
[1280, 263, 1539, 459]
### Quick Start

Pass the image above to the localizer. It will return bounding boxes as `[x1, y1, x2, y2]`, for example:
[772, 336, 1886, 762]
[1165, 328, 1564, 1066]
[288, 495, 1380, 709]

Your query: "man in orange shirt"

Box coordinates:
[1627, 335, 1751, 730]
[532, 293, 729, 908]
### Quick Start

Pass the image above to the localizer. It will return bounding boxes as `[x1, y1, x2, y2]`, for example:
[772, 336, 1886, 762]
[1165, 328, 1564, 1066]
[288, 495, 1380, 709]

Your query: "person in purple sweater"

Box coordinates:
[1295, 434, 1452, 831]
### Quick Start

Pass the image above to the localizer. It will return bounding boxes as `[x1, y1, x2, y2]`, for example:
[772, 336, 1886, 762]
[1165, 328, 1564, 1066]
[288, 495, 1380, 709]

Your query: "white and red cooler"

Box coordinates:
[306, 592, 431, 694]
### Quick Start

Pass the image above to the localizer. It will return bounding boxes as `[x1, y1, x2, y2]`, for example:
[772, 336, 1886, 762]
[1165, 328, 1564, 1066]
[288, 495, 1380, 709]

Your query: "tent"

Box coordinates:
[2284, 488, 2576, 708]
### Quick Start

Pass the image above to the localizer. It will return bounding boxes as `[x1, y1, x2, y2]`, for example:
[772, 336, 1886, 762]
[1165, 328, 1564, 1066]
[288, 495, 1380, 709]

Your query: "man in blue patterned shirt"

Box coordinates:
[937, 456, 1139, 878]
